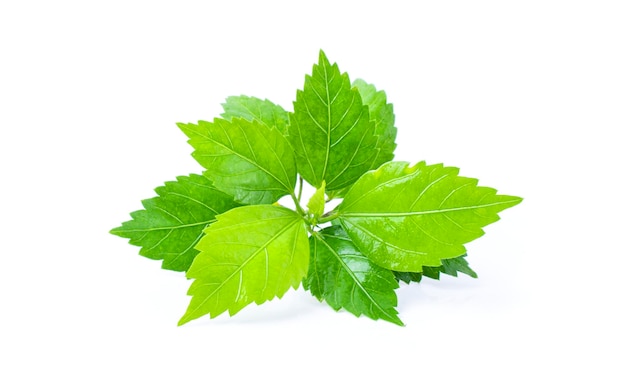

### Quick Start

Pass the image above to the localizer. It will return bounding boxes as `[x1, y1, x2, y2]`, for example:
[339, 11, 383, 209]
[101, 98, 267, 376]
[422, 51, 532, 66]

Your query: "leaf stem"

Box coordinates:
[290, 192, 307, 217]
[318, 210, 340, 224]
[297, 176, 304, 202]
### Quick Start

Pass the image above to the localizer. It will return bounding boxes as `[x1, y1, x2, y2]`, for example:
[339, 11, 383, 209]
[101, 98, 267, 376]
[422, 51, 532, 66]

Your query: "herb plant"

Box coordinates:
[111, 50, 522, 326]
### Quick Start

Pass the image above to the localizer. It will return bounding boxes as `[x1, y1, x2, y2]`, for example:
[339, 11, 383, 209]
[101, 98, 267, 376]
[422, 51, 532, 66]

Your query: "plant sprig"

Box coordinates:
[111, 50, 521, 326]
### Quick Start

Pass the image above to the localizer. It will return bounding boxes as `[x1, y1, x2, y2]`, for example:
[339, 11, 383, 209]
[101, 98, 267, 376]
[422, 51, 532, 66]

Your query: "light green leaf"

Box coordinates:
[288, 50, 378, 191]
[304, 226, 403, 326]
[179, 205, 309, 325]
[110, 174, 240, 272]
[178, 117, 297, 205]
[307, 180, 326, 219]
[338, 161, 522, 272]
[394, 255, 477, 284]
[221, 95, 289, 135]
[353, 79, 397, 170]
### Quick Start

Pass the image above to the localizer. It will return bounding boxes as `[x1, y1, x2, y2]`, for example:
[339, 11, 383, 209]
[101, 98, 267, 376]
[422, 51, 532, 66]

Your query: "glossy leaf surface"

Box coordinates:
[178, 118, 296, 204]
[110, 174, 240, 272]
[221, 95, 289, 135]
[111, 49, 523, 326]
[179, 205, 309, 325]
[304, 226, 402, 325]
[288, 51, 378, 190]
[338, 161, 522, 272]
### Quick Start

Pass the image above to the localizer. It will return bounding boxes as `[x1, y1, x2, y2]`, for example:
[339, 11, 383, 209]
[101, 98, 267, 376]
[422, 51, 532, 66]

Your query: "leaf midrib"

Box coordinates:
[321, 59, 332, 183]
[212, 120, 293, 192]
[184, 217, 302, 321]
[116, 219, 212, 233]
[315, 233, 397, 322]
[341, 199, 520, 217]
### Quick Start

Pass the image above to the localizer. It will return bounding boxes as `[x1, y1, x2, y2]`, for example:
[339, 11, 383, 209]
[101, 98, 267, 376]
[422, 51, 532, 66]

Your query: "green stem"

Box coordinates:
[297, 176, 304, 202]
[290, 192, 307, 217]
[317, 210, 340, 224]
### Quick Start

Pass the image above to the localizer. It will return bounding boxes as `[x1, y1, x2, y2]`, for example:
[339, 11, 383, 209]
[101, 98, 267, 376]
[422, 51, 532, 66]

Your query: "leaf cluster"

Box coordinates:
[111, 51, 522, 326]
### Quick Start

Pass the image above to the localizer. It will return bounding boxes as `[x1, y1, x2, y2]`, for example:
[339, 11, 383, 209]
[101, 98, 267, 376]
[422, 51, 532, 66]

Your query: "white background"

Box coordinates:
[1, 1, 625, 377]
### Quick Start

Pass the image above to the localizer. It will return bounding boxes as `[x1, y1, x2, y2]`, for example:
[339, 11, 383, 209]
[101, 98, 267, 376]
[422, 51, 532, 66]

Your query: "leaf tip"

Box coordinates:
[502, 195, 523, 210]
[318, 48, 327, 61]
[109, 226, 123, 237]
[177, 312, 194, 327]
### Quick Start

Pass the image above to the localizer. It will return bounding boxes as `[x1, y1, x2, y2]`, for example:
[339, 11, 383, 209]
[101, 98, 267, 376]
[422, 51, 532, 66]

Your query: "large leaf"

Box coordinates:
[325, 80, 397, 200]
[394, 255, 478, 284]
[110, 174, 240, 272]
[288, 50, 378, 190]
[179, 205, 309, 325]
[338, 161, 522, 272]
[221, 95, 289, 135]
[353, 79, 397, 170]
[178, 117, 297, 204]
[304, 226, 402, 325]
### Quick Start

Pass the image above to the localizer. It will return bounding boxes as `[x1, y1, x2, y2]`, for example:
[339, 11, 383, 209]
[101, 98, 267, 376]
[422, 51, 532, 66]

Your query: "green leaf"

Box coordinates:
[393, 271, 424, 284]
[394, 255, 477, 284]
[307, 180, 326, 219]
[112, 50, 524, 326]
[324, 80, 396, 201]
[353, 79, 397, 170]
[304, 226, 402, 326]
[338, 161, 522, 272]
[178, 117, 297, 205]
[110, 174, 240, 272]
[221, 95, 289, 135]
[394, 266, 443, 284]
[440, 255, 478, 278]
[179, 205, 309, 325]
[288, 50, 378, 191]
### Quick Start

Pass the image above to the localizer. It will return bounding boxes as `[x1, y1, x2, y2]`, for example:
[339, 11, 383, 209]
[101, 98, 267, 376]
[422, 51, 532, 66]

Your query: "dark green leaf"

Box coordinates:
[394, 255, 477, 284]
[288, 50, 378, 190]
[353, 79, 397, 170]
[110, 174, 240, 272]
[304, 226, 402, 325]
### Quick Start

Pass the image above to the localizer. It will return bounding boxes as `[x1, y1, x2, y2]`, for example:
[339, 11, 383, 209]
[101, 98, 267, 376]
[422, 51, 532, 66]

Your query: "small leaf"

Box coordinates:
[221, 96, 289, 135]
[178, 117, 297, 204]
[394, 255, 477, 284]
[440, 255, 478, 278]
[288, 50, 378, 191]
[393, 271, 423, 284]
[304, 226, 402, 326]
[179, 205, 309, 325]
[110, 174, 240, 272]
[338, 161, 522, 272]
[353, 79, 397, 170]
[307, 180, 326, 219]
